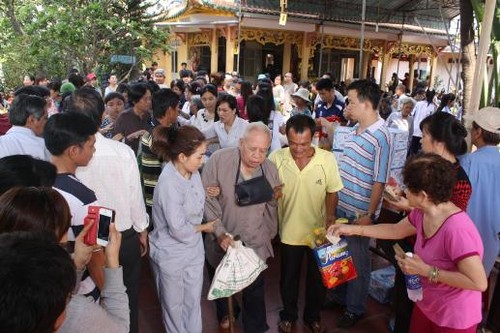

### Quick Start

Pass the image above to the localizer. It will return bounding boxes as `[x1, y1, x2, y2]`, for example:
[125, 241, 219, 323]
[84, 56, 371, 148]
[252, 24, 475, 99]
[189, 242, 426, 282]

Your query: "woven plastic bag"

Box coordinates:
[207, 240, 267, 300]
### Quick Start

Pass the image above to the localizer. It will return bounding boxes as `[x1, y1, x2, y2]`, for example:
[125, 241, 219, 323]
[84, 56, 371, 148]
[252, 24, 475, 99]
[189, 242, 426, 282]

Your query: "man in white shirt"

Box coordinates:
[0, 94, 50, 160]
[65, 87, 149, 333]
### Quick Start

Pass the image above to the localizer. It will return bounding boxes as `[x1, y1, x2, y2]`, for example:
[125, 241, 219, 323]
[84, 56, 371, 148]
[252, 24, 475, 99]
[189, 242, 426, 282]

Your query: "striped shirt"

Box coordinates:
[338, 119, 392, 216]
[54, 174, 100, 301]
[140, 131, 162, 213]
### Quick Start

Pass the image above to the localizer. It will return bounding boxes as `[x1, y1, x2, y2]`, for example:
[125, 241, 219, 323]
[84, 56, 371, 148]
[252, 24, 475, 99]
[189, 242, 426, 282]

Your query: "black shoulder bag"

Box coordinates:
[234, 158, 274, 206]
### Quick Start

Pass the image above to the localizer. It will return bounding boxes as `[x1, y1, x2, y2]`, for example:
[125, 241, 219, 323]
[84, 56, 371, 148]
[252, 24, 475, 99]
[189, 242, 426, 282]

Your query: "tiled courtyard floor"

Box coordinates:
[138, 244, 394, 333]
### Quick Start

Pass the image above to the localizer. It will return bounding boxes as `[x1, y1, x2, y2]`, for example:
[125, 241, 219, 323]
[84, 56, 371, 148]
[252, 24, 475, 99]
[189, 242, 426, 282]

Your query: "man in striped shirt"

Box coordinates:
[332, 79, 392, 328]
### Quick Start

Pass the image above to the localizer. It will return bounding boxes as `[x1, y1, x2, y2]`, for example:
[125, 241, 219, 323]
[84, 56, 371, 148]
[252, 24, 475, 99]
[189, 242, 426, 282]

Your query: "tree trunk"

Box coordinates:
[3, 0, 24, 36]
[460, 0, 476, 117]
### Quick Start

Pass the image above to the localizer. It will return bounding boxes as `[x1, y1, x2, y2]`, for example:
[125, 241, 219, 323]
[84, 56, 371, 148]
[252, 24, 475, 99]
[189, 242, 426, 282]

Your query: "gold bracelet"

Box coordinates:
[429, 266, 439, 283]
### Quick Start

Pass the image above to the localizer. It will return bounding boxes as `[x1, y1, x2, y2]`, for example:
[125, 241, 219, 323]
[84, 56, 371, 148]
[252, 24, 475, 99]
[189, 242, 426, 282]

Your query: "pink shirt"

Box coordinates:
[408, 209, 483, 329]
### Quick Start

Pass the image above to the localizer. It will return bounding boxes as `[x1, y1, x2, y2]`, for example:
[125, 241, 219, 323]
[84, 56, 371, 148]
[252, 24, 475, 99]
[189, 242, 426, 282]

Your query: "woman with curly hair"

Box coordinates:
[330, 153, 487, 333]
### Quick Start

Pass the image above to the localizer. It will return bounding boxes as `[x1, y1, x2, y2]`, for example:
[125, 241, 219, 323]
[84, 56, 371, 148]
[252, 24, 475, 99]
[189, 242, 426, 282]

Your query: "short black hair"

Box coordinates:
[216, 94, 239, 116]
[0, 155, 56, 195]
[152, 88, 180, 120]
[47, 80, 62, 93]
[9, 94, 47, 126]
[0, 231, 75, 333]
[286, 114, 316, 138]
[186, 81, 203, 95]
[68, 73, 85, 88]
[315, 78, 334, 91]
[44, 112, 97, 156]
[14, 85, 50, 98]
[64, 87, 105, 129]
[104, 92, 125, 105]
[128, 82, 151, 105]
[35, 72, 47, 85]
[200, 84, 218, 98]
[170, 79, 185, 92]
[116, 83, 130, 95]
[346, 79, 382, 111]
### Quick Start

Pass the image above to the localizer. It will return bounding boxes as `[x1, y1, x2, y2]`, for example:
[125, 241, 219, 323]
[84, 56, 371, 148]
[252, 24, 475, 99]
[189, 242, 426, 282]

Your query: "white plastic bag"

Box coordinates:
[207, 240, 267, 300]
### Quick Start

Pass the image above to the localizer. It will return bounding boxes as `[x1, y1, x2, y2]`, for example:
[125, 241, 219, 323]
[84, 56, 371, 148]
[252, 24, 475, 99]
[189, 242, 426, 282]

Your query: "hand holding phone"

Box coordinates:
[104, 223, 122, 268]
[84, 206, 115, 247]
[74, 219, 99, 270]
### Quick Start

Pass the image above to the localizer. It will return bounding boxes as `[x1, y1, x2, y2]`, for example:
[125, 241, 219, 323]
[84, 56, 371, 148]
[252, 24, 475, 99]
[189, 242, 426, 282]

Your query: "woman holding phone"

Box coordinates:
[329, 154, 487, 333]
[0, 186, 129, 333]
[149, 125, 214, 333]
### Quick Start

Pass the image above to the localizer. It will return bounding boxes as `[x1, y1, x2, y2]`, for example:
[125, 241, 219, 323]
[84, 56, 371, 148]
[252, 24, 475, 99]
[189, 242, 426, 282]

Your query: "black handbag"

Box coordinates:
[234, 158, 274, 206]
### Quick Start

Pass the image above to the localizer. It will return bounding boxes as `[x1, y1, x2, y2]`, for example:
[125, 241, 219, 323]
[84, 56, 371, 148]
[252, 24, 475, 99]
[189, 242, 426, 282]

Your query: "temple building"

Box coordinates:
[152, 0, 460, 90]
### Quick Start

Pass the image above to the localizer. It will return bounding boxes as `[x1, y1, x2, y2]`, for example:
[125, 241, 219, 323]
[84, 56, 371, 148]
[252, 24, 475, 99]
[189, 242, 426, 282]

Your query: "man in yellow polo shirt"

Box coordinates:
[269, 114, 343, 333]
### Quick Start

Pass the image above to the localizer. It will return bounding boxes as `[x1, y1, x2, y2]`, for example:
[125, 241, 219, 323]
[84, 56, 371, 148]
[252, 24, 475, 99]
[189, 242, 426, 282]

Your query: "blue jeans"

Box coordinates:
[331, 209, 371, 315]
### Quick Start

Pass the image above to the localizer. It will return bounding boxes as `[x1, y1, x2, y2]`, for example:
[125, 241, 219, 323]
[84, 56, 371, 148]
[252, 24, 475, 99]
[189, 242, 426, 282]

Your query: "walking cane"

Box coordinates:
[227, 235, 241, 333]
[227, 295, 234, 333]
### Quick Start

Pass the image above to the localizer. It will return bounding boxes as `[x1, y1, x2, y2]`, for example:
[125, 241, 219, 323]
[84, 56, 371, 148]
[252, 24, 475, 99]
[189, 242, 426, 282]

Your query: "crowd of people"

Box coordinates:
[0, 64, 499, 333]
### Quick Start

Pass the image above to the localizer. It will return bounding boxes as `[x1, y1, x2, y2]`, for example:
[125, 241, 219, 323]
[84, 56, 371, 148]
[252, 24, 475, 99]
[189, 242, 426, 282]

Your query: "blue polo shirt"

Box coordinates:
[460, 146, 500, 275]
[338, 119, 392, 216]
[315, 97, 345, 119]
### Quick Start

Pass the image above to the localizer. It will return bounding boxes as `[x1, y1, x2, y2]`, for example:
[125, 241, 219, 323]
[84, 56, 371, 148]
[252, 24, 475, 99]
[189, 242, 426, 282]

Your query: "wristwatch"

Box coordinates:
[369, 213, 377, 223]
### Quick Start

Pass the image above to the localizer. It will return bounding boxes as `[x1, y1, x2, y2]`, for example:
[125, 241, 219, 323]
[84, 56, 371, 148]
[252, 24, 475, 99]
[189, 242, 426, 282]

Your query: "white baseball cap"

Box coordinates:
[465, 107, 500, 133]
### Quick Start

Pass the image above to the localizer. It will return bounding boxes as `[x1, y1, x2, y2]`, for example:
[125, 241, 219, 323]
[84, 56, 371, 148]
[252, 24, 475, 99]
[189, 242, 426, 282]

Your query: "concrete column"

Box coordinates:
[300, 32, 310, 81]
[164, 50, 173, 82]
[429, 55, 438, 89]
[408, 55, 415, 92]
[178, 38, 188, 71]
[282, 42, 291, 75]
[361, 51, 370, 79]
[210, 27, 218, 74]
[380, 52, 391, 91]
[225, 26, 235, 73]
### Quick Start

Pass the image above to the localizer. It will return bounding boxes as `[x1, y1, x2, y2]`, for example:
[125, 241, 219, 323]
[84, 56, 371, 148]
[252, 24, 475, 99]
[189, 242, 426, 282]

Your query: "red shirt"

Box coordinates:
[0, 113, 11, 136]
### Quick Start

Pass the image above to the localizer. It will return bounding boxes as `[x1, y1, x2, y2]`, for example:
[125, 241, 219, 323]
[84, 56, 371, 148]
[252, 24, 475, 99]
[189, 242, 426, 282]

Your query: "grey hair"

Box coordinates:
[401, 97, 416, 108]
[242, 122, 272, 142]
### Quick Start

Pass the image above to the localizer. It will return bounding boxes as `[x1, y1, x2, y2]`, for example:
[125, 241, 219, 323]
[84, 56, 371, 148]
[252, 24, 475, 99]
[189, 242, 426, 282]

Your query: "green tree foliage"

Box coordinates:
[0, 0, 170, 89]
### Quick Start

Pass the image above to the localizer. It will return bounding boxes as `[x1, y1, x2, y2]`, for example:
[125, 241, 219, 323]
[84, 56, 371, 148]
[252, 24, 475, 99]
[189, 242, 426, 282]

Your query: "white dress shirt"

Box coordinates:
[76, 133, 149, 232]
[411, 100, 436, 138]
[202, 117, 249, 149]
[0, 126, 50, 160]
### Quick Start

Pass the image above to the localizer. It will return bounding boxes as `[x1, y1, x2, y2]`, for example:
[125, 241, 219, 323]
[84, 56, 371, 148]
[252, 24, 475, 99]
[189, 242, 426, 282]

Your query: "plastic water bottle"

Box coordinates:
[404, 252, 423, 302]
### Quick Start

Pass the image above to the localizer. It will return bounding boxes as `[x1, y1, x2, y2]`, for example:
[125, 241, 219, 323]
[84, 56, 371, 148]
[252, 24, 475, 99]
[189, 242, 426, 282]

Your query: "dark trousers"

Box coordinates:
[408, 136, 422, 157]
[206, 262, 269, 333]
[279, 243, 325, 323]
[377, 208, 414, 333]
[119, 228, 141, 333]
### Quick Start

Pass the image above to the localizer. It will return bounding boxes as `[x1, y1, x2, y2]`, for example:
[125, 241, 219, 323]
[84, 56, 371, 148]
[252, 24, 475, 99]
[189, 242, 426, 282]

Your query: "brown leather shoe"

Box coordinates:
[278, 320, 294, 333]
[304, 320, 325, 333]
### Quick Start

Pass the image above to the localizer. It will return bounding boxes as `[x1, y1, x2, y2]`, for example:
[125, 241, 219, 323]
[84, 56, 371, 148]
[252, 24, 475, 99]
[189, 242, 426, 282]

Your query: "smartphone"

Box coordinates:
[96, 207, 114, 246]
[84, 206, 115, 246]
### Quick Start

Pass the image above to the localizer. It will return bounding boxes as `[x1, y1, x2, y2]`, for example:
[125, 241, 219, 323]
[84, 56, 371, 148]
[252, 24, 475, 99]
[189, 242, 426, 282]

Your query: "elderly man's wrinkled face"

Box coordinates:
[401, 103, 413, 117]
[239, 129, 271, 169]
